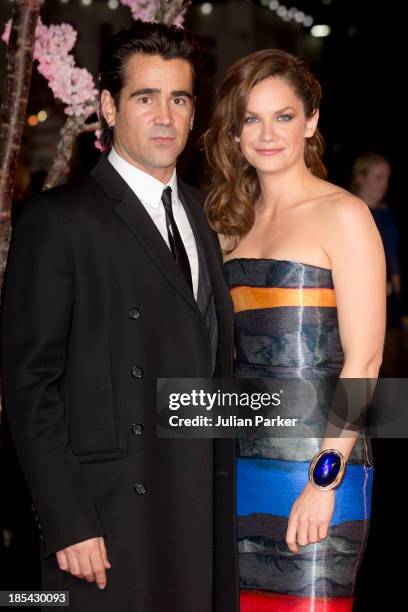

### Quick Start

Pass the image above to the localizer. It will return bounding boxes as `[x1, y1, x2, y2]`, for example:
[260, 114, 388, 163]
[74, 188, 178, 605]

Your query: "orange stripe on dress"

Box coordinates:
[230, 286, 337, 313]
[240, 591, 353, 612]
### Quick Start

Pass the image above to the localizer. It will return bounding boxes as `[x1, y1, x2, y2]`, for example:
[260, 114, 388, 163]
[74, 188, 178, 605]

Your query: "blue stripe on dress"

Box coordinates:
[237, 457, 373, 525]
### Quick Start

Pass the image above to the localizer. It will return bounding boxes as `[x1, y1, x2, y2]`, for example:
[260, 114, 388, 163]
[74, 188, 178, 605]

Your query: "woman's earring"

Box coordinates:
[234, 136, 240, 143]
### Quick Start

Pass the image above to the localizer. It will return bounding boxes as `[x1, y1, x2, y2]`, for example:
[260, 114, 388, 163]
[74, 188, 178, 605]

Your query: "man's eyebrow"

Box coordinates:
[171, 90, 193, 100]
[245, 106, 296, 115]
[128, 88, 193, 99]
[129, 88, 160, 98]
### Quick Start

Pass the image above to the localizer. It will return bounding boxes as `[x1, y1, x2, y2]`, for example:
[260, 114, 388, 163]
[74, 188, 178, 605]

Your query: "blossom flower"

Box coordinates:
[118, 0, 188, 27]
[2, 18, 97, 118]
[119, 0, 159, 22]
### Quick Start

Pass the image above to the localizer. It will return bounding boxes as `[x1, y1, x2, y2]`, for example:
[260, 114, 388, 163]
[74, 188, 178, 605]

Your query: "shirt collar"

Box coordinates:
[107, 147, 179, 209]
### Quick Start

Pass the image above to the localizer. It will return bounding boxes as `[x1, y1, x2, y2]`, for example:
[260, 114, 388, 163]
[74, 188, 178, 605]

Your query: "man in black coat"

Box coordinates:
[0, 21, 238, 612]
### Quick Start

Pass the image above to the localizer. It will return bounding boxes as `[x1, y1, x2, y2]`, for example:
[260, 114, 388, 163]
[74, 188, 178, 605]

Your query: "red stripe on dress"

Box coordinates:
[240, 590, 353, 612]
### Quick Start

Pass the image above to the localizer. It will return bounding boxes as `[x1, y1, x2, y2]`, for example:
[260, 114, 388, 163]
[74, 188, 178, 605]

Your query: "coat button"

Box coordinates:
[131, 423, 143, 436]
[129, 308, 140, 320]
[131, 366, 143, 379]
[134, 482, 147, 495]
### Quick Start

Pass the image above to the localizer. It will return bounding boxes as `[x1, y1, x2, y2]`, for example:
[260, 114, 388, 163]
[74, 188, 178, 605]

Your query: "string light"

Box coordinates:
[200, 3, 213, 15]
[27, 115, 39, 127]
[266, 2, 315, 28]
[311, 24, 331, 37]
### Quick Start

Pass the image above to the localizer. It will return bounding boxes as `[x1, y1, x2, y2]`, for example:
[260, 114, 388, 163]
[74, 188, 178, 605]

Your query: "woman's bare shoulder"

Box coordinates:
[318, 187, 382, 267]
[317, 183, 371, 222]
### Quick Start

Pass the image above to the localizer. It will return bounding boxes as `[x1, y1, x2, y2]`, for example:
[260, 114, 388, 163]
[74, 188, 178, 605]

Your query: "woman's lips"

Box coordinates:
[255, 148, 284, 155]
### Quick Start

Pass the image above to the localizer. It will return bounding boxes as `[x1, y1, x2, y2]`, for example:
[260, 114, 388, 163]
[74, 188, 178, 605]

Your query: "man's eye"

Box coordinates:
[138, 96, 151, 104]
[172, 97, 186, 105]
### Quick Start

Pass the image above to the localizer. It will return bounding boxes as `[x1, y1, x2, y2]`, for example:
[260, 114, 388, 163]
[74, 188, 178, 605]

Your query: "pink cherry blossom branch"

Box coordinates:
[0, 0, 41, 285]
[119, 0, 190, 27]
[42, 117, 100, 191]
[2, 17, 98, 118]
[0, 0, 42, 418]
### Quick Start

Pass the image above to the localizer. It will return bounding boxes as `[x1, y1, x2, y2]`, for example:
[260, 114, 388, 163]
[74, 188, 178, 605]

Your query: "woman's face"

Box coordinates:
[237, 76, 318, 175]
[357, 162, 390, 203]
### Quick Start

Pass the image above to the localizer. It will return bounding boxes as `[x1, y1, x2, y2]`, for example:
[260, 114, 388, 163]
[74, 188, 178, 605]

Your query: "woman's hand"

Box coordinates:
[286, 481, 335, 553]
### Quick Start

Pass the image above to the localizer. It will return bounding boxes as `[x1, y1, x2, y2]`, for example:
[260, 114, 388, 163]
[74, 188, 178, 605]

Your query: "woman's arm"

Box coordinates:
[320, 193, 386, 455]
[286, 193, 386, 553]
[330, 194, 386, 379]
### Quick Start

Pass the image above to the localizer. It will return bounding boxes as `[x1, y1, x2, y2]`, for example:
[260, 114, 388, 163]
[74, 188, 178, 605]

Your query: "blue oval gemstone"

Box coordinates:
[313, 452, 341, 487]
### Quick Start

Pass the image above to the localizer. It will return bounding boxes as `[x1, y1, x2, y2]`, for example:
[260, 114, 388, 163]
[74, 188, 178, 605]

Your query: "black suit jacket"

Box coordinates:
[0, 155, 238, 612]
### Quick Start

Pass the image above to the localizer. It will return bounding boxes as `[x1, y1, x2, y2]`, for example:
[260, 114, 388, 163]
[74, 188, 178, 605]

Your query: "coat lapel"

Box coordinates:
[91, 154, 199, 314]
[177, 179, 233, 316]
[178, 179, 235, 372]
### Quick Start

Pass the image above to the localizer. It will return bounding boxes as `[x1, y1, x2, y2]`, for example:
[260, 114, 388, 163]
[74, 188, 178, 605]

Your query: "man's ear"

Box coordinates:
[100, 89, 117, 128]
[190, 101, 196, 131]
[305, 108, 319, 138]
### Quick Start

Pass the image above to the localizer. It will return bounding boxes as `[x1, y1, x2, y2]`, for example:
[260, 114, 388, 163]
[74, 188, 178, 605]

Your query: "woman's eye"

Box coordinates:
[278, 114, 293, 122]
[244, 116, 257, 124]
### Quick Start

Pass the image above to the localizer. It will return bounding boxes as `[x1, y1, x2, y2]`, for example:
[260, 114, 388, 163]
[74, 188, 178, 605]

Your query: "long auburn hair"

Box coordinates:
[203, 49, 327, 249]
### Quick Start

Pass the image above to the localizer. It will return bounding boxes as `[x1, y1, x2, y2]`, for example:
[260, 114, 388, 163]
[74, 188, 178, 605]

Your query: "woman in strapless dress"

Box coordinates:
[203, 50, 386, 611]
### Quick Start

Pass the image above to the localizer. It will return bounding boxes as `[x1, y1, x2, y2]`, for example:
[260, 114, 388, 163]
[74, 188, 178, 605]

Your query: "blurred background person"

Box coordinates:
[351, 152, 404, 376]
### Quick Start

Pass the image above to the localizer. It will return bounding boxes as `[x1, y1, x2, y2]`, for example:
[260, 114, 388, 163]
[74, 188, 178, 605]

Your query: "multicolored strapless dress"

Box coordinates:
[223, 258, 373, 612]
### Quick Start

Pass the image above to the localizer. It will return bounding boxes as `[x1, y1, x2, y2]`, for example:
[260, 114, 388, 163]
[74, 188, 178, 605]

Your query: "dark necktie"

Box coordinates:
[161, 186, 193, 293]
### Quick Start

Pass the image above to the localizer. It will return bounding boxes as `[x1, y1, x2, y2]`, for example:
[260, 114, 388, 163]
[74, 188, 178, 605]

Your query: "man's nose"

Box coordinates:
[154, 100, 172, 126]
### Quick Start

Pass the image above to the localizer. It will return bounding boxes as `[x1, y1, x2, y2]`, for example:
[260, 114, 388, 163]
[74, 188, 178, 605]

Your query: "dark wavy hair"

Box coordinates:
[98, 20, 201, 150]
[203, 49, 327, 249]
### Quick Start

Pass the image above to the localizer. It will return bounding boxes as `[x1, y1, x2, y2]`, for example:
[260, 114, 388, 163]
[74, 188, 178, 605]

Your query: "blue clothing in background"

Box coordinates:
[370, 204, 400, 276]
[370, 204, 401, 327]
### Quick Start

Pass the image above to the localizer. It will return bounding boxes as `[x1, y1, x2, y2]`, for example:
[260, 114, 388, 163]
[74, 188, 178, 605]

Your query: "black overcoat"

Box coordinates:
[0, 155, 239, 612]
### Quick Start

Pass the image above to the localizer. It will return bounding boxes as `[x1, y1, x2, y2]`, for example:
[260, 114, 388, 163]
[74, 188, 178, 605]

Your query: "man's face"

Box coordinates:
[101, 54, 195, 182]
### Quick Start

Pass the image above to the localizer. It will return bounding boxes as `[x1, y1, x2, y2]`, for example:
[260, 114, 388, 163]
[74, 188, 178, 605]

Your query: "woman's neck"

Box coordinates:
[256, 163, 314, 217]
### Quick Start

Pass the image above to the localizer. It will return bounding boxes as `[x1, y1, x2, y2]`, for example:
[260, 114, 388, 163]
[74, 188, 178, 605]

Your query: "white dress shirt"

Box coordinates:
[108, 147, 199, 300]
